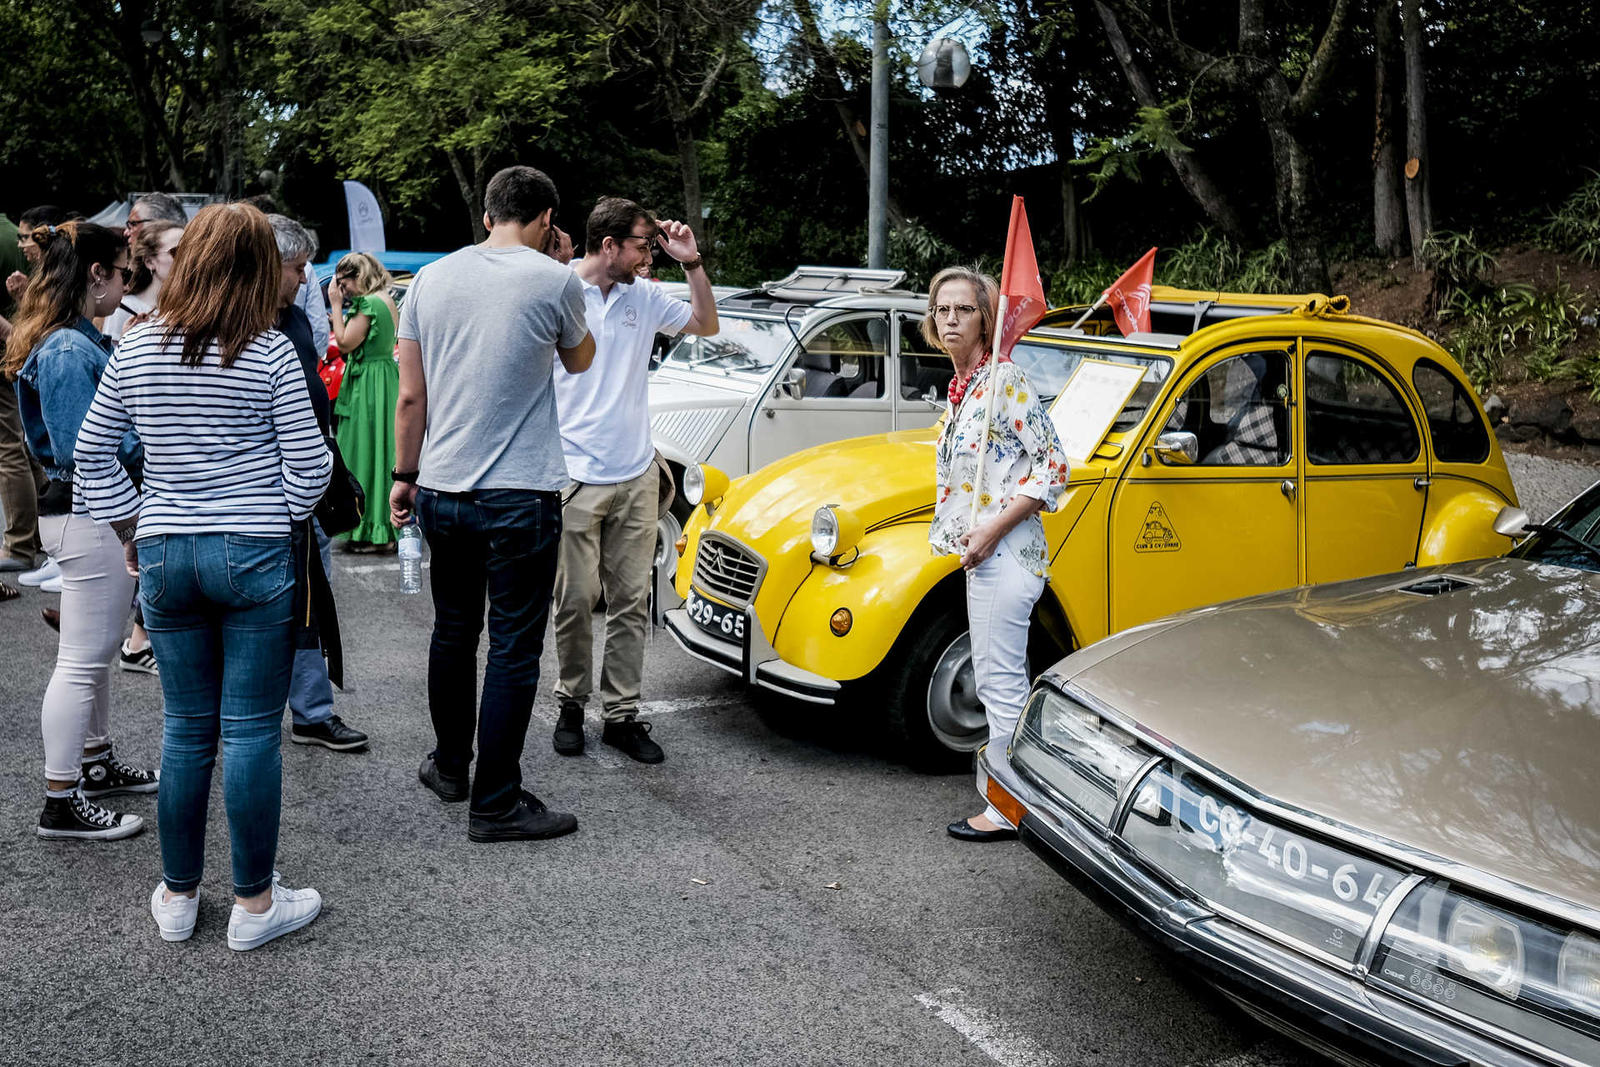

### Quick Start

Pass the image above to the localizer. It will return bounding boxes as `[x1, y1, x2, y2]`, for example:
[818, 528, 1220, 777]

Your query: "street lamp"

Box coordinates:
[140, 20, 162, 45]
[917, 38, 971, 91]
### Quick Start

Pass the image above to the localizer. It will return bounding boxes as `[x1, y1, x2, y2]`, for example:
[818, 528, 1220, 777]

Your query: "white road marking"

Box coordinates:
[914, 988, 1060, 1067]
[639, 694, 745, 717]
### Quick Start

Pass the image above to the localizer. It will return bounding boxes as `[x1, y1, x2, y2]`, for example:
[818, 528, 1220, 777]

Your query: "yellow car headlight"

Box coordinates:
[810, 504, 863, 562]
[683, 464, 729, 508]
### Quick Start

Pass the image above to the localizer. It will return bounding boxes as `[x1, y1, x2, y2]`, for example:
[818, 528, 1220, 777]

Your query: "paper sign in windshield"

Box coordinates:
[1048, 359, 1148, 461]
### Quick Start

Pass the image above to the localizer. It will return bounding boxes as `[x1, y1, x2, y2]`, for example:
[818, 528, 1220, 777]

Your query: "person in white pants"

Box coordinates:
[922, 266, 1068, 842]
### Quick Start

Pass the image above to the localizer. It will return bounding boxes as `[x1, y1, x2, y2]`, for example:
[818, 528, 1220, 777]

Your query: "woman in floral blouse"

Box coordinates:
[926, 266, 1068, 842]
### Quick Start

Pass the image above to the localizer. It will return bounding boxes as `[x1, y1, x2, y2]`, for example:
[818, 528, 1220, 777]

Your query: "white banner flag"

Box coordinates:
[343, 180, 386, 254]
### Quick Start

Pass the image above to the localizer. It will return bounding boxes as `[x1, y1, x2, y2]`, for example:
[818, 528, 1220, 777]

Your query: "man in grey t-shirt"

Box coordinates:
[390, 165, 594, 844]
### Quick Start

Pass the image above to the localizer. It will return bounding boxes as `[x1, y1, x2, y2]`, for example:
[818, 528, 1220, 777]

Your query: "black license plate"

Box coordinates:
[686, 591, 746, 643]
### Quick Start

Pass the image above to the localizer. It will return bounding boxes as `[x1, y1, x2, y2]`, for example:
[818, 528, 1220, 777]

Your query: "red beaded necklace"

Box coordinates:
[948, 352, 990, 408]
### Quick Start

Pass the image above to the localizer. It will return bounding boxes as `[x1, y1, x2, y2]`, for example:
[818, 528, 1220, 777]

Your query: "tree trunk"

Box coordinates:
[1094, 1, 1251, 242]
[1401, 0, 1433, 268]
[1372, 0, 1405, 257]
[671, 115, 707, 251]
[1061, 165, 1083, 265]
[444, 148, 481, 242]
[1258, 80, 1330, 292]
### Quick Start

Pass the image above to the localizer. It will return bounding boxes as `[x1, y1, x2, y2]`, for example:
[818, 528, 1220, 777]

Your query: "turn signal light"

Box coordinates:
[985, 772, 1027, 828]
[829, 608, 853, 636]
[674, 535, 687, 556]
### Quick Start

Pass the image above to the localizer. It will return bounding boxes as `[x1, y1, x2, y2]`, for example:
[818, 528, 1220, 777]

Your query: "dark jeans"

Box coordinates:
[415, 487, 561, 815]
[137, 532, 296, 897]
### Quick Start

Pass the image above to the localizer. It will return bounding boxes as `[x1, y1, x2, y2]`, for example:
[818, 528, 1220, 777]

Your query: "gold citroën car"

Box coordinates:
[665, 287, 1519, 767]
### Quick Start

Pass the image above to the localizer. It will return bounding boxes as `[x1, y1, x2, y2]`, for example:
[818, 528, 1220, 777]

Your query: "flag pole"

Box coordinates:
[1068, 293, 1106, 331]
[968, 293, 1008, 531]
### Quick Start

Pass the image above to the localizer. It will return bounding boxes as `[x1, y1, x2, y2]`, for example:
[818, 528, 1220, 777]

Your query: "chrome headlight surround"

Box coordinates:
[1372, 883, 1600, 1061]
[681, 463, 706, 507]
[810, 506, 838, 557]
[1008, 686, 1155, 828]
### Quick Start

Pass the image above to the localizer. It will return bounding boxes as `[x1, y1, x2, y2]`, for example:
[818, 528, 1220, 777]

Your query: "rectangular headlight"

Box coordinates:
[1009, 687, 1153, 826]
[1373, 883, 1600, 1063]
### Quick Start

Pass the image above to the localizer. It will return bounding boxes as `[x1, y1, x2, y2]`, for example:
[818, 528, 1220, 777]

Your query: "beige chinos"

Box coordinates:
[0, 379, 47, 565]
[552, 469, 657, 720]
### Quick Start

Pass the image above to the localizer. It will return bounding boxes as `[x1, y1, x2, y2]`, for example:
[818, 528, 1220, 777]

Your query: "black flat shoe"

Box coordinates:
[946, 819, 1018, 842]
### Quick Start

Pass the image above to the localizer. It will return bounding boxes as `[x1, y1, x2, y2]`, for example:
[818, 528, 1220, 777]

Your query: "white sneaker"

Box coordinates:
[18, 558, 59, 587]
[40, 574, 62, 593]
[227, 881, 322, 951]
[150, 882, 199, 942]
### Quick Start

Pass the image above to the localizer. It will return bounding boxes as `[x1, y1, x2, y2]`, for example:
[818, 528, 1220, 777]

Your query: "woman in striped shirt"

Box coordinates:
[75, 203, 333, 951]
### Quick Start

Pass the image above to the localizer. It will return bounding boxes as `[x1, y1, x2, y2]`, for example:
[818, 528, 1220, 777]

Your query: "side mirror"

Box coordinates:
[920, 386, 942, 407]
[780, 367, 806, 400]
[1153, 431, 1198, 466]
[1493, 505, 1530, 538]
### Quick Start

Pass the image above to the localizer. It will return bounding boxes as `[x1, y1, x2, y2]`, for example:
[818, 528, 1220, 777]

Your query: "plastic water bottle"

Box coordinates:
[398, 521, 424, 595]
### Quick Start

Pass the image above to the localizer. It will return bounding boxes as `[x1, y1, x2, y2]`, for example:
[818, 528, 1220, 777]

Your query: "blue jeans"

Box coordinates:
[138, 532, 295, 897]
[416, 487, 560, 815]
[288, 519, 334, 726]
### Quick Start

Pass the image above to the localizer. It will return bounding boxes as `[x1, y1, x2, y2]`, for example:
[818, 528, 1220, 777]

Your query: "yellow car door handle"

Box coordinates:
[1280, 479, 1296, 500]
[1414, 475, 1431, 490]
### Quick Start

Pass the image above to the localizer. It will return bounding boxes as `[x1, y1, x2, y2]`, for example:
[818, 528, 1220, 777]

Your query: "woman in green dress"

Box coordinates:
[326, 252, 399, 552]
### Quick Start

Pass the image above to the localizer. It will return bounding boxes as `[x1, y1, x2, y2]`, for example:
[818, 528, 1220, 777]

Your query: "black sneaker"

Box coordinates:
[118, 640, 159, 675]
[79, 750, 160, 798]
[291, 715, 370, 751]
[601, 719, 664, 764]
[418, 755, 469, 802]
[38, 792, 144, 840]
[553, 700, 585, 756]
[468, 790, 578, 843]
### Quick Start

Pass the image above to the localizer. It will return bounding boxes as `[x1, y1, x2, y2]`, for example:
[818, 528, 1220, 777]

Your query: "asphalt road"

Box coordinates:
[0, 450, 1589, 1066]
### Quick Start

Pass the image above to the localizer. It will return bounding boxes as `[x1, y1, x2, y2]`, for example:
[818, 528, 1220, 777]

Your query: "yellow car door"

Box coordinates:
[1299, 342, 1429, 584]
[1108, 344, 1302, 632]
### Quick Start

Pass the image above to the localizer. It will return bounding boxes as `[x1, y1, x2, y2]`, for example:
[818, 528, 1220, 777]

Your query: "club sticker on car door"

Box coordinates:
[1134, 502, 1182, 553]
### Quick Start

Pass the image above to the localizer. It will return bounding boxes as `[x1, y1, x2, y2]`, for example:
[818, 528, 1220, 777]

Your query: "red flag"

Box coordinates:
[1104, 247, 1156, 337]
[996, 196, 1047, 360]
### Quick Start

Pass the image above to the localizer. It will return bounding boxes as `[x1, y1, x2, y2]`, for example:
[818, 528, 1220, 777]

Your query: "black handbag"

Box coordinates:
[313, 435, 366, 536]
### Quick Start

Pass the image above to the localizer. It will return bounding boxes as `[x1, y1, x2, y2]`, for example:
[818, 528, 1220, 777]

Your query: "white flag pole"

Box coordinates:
[1068, 292, 1106, 331]
[968, 293, 1008, 531]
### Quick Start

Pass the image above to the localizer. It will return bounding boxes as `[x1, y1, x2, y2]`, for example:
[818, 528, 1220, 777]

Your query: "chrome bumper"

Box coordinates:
[979, 747, 1555, 1067]
[663, 606, 842, 705]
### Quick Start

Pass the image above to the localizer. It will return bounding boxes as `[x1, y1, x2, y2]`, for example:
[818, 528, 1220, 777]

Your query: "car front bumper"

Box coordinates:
[663, 606, 842, 705]
[978, 748, 1557, 1067]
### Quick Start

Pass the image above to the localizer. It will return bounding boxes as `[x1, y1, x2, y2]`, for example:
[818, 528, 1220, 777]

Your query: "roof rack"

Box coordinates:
[756, 265, 908, 302]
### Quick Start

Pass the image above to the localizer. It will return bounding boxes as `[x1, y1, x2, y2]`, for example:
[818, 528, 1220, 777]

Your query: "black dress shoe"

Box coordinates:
[468, 790, 578, 842]
[418, 755, 469, 802]
[946, 819, 1019, 842]
[291, 715, 369, 751]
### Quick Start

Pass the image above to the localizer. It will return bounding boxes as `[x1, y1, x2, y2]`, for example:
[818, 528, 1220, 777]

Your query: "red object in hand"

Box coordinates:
[319, 353, 345, 400]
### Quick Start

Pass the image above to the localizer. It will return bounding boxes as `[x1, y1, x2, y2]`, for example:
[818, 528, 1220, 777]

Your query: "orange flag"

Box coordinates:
[1104, 247, 1156, 337]
[997, 196, 1047, 360]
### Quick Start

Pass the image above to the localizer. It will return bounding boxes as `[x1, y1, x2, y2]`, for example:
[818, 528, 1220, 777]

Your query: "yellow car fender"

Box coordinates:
[771, 522, 959, 683]
[1417, 478, 1519, 565]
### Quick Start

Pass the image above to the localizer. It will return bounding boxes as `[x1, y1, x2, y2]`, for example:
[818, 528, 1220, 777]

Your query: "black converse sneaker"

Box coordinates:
[79, 750, 160, 798]
[38, 792, 144, 840]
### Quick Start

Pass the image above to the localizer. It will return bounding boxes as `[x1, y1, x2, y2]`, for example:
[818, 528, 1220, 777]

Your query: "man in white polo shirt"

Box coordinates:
[551, 198, 718, 763]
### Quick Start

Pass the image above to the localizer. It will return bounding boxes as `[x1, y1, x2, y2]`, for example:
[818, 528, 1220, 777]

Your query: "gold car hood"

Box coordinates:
[1067, 557, 1600, 918]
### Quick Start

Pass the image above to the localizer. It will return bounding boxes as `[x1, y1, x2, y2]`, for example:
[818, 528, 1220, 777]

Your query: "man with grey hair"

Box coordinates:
[270, 213, 370, 752]
[125, 192, 186, 234]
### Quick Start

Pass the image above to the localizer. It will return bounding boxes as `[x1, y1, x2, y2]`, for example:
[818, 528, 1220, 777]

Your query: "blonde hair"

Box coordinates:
[335, 252, 392, 297]
[921, 267, 999, 354]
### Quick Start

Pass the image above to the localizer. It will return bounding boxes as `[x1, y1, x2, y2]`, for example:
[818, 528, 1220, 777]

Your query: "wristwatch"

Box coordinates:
[681, 257, 704, 272]
[391, 468, 419, 484]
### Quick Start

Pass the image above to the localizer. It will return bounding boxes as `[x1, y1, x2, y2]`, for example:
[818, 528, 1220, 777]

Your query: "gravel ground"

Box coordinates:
[1504, 450, 1597, 521]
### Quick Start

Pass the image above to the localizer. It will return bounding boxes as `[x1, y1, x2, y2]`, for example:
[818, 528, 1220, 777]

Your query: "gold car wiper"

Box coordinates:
[1525, 523, 1600, 565]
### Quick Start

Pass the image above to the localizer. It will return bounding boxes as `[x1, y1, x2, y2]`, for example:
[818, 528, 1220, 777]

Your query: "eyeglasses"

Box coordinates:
[126, 217, 146, 229]
[613, 232, 657, 249]
[113, 265, 134, 286]
[932, 303, 980, 320]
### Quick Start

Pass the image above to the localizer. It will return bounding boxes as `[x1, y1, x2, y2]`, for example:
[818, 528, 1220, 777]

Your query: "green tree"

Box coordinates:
[261, 0, 599, 239]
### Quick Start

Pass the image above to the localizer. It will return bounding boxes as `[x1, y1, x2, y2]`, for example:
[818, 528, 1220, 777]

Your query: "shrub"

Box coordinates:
[1539, 171, 1600, 266]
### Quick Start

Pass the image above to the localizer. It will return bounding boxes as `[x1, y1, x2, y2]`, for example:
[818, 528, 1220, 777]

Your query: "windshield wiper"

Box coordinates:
[1524, 523, 1600, 565]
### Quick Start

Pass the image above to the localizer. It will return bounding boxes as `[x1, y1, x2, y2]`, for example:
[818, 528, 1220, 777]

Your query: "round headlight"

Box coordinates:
[1445, 901, 1525, 998]
[811, 506, 839, 556]
[681, 463, 705, 507]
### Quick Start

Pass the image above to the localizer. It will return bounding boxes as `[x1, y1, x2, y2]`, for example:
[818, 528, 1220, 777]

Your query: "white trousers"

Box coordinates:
[38, 513, 135, 781]
[965, 529, 1045, 826]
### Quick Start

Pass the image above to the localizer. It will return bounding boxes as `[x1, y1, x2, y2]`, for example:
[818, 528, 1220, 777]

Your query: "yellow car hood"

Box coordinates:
[707, 426, 1103, 551]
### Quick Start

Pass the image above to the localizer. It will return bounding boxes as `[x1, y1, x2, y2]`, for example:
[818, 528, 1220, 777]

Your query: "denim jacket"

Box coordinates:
[15, 317, 141, 491]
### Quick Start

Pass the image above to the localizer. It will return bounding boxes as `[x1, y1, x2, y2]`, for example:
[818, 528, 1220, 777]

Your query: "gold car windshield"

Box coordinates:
[1509, 483, 1600, 574]
[1012, 342, 1173, 434]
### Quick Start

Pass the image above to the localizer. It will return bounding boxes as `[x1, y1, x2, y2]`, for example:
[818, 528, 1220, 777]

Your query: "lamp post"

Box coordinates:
[866, 17, 972, 271]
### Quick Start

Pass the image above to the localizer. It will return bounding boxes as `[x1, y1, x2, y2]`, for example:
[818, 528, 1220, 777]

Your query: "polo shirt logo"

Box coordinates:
[623, 305, 638, 328]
